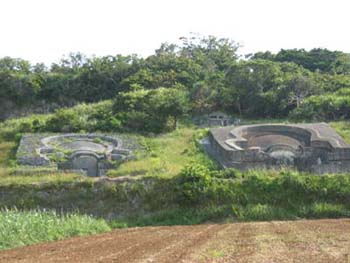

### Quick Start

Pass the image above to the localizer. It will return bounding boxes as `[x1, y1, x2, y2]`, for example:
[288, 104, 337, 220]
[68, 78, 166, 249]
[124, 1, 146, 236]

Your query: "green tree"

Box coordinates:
[286, 76, 317, 108]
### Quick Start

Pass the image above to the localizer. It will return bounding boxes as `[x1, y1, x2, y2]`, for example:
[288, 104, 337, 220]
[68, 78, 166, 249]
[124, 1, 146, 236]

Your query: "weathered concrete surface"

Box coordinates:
[205, 123, 350, 173]
[17, 133, 137, 176]
[193, 112, 235, 127]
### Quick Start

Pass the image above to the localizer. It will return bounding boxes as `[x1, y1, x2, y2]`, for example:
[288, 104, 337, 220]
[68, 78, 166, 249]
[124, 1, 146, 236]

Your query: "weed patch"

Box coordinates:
[0, 209, 110, 250]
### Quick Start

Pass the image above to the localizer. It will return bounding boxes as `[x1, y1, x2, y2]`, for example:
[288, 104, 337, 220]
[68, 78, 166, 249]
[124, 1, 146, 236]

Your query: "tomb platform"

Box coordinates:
[17, 133, 136, 176]
[203, 123, 350, 174]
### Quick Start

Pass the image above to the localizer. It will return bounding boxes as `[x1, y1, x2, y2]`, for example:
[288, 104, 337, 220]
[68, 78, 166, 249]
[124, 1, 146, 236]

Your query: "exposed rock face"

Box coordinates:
[202, 123, 350, 174]
[17, 133, 137, 176]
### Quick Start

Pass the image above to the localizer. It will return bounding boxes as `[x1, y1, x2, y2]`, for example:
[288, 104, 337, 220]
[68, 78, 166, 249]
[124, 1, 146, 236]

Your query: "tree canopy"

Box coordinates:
[1, 35, 350, 128]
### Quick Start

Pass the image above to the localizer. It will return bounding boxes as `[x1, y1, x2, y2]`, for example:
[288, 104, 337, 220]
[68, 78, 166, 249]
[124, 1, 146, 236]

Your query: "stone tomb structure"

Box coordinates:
[203, 123, 350, 174]
[17, 134, 134, 176]
[193, 112, 234, 127]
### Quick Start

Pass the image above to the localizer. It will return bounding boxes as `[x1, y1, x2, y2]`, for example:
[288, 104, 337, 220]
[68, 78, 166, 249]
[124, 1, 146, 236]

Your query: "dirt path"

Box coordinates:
[1, 219, 350, 263]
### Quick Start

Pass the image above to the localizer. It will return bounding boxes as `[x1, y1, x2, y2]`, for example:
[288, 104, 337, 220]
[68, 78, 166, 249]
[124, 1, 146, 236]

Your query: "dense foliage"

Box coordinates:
[251, 48, 350, 73]
[1, 35, 350, 130]
[176, 164, 350, 220]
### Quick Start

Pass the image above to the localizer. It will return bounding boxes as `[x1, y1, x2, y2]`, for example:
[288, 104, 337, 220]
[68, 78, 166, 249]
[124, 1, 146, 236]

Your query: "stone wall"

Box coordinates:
[311, 161, 350, 174]
[16, 134, 51, 166]
[205, 123, 350, 174]
[17, 133, 139, 176]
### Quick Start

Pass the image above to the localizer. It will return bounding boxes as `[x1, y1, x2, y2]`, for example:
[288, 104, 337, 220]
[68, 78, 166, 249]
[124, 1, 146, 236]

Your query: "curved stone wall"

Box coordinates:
[230, 124, 313, 147]
[205, 123, 350, 174]
[17, 133, 135, 177]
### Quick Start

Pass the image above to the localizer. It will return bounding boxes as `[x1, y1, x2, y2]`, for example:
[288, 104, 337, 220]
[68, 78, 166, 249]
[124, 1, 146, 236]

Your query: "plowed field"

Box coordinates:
[1, 219, 350, 262]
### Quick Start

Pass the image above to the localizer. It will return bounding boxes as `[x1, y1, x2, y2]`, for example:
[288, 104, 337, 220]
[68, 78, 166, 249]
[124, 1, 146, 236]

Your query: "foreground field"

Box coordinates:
[1, 219, 350, 263]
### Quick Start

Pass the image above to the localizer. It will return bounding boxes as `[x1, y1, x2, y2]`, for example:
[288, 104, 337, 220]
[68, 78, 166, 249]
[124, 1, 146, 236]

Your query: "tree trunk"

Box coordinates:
[237, 100, 242, 116]
[174, 116, 178, 130]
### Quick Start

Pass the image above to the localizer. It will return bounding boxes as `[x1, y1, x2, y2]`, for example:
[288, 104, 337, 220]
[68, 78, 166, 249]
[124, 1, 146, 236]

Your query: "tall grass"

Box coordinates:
[0, 209, 111, 250]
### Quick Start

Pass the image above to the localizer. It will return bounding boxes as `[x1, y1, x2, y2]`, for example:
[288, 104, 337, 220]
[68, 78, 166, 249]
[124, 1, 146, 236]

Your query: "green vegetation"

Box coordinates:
[2, 36, 350, 249]
[331, 121, 350, 144]
[2, 36, 350, 131]
[1, 116, 350, 249]
[0, 209, 110, 250]
[176, 166, 350, 221]
[108, 128, 216, 178]
[113, 87, 189, 133]
[0, 171, 89, 187]
[1, 120, 350, 222]
[251, 48, 350, 73]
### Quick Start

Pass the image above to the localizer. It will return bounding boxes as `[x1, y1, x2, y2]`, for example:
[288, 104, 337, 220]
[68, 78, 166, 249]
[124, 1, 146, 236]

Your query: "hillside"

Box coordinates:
[1, 2, 350, 260]
[1, 109, 350, 250]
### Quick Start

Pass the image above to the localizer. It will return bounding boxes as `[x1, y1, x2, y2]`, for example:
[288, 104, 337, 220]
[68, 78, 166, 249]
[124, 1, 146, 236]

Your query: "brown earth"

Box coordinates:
[1, 219, 350, 263]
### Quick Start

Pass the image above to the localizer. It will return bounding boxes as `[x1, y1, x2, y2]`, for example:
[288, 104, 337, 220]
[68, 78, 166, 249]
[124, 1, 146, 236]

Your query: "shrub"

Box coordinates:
[46, 109, 84, 132]
[290, 94, 350, 121]
[113, 87, 189, 133]
[18, 122, 33, 133]
[177, 164, 213, 204]
[211, 168, 241, 179]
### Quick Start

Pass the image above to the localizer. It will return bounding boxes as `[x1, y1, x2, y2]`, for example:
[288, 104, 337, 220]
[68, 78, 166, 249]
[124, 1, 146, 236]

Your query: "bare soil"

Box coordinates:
[1, 219, 350, 263]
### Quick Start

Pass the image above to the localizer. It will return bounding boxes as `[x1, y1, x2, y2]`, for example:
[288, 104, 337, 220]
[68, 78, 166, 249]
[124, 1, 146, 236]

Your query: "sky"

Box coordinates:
[0, 0, 349, 65]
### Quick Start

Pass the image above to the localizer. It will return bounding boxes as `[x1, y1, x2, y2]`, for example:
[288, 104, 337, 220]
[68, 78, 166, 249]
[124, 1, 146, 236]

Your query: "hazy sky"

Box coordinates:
[0, 0, 349, 65]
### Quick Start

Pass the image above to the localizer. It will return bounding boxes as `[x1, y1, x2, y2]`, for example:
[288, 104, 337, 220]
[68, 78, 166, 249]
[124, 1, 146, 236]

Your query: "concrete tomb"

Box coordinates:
[193, 112, 235, 127]
[17, 134, 134, 176]
[202, 123, 350, 174]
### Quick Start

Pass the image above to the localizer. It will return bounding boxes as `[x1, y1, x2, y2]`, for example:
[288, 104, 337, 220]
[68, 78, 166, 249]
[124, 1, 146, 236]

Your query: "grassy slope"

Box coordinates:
[1, 118, 350, 250]
[109, 127, 215, 178]
[0, 111, 215, 182]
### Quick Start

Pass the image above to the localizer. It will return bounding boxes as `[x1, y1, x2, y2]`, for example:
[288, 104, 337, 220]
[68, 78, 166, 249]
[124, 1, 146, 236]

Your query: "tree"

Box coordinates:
[150, 86, 189, 129]
[223, 60, 285, 116]
[113, 86, 188, 133]
[286, 76, 317, 108]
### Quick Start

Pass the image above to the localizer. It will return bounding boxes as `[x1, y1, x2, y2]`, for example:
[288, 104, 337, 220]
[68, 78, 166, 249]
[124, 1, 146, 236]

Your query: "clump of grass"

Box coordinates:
[0, 141, 17, 166]
[0, 209, 111, 250]
[306, 202, 350, 218]
[330, 121, 350, 144]
[93, 137, 103, 144]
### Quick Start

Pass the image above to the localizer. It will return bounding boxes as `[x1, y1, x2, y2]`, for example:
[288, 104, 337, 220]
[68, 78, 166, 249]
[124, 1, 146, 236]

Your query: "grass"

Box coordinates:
[210, 250, 225, 258]
[0, 139, 93, 186]
[107, 200, 350, 229]
[0, 172, 91, 187]
[0, 141, 17, 166]
[0, 209, 111, 250]
[0, 126, 213, 185]
[231, 203, 350, 221]
[330, 121, 350, 143]
[108, 127, 216, 178]
[109, 206, 232, 227]
[1, 115, 350, 250]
